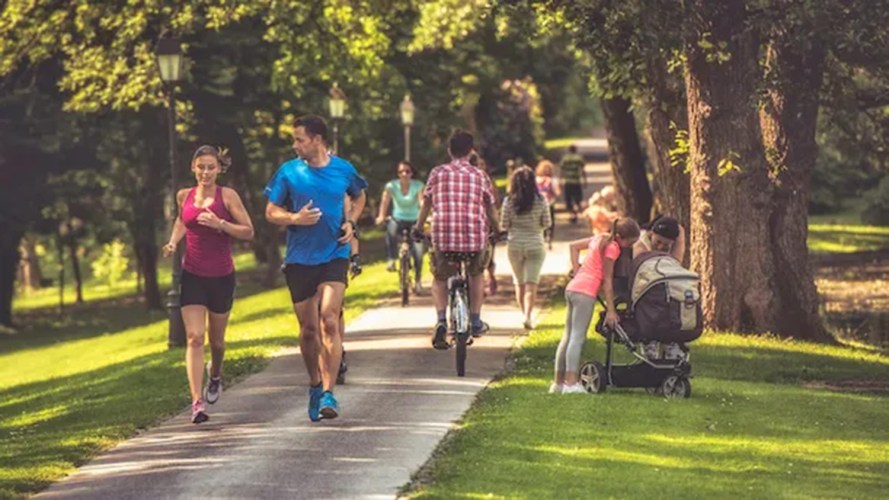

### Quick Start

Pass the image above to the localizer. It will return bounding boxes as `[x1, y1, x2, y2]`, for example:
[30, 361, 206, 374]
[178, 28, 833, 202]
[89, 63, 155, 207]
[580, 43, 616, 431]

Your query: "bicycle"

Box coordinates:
[396, 223, 414, 306]
[416, 230, 506, 377]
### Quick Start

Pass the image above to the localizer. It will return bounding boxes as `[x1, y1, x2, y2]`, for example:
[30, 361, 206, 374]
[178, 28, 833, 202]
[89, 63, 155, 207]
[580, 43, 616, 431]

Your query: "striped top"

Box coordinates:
[500, 196, 552, 250]
[560, 153, 584, 185]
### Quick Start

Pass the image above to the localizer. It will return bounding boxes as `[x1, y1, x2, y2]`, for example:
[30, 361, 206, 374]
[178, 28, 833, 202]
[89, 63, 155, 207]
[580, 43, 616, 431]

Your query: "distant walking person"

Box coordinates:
[501, 166, 551, 330]
[375, 161, 425, 293]
[163, 145, 255, 424]
[552, 217, 639, 394]
[560, 145, 587, 223]
[535, 160, 560, 249]
[265, 115, 367, 422]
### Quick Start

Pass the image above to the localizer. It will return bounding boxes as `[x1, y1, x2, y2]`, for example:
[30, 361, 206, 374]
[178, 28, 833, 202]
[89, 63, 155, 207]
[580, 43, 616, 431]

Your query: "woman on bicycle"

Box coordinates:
[163, 145, 255, 423]
[535, 160, 559, 249]
[552, 217, 639, 394]
[375, 160, 425, 293]
[501, 166, 551, 330]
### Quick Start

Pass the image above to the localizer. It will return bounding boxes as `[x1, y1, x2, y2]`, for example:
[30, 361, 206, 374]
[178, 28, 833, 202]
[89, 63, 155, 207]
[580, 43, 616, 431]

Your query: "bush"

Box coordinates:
[862, 175, 889, 226]
[90, 239, 130, 289]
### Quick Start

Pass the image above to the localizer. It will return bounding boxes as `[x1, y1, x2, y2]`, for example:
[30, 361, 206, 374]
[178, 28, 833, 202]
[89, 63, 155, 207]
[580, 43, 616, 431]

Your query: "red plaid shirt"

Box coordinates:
[425, 158, 496, 252]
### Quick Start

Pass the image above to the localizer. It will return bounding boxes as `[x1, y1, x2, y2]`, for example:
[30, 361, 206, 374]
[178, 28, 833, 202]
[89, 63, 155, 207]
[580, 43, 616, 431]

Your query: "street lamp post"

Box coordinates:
[328, 82, 346, 154]
[400, 94, 415, 161]
[156, 35, 186, 348]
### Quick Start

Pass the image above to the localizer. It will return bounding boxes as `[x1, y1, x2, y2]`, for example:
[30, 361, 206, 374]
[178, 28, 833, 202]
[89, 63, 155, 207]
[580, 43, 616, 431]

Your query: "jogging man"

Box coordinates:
[265, 115, 367, 421]
[415, 129, 500, 349]
[560, 144, 587, 223]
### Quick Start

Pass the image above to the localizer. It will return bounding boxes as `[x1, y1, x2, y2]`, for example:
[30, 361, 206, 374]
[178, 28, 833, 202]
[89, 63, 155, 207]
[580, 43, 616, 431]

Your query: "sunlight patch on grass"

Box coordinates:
[808, 223, 889, 254]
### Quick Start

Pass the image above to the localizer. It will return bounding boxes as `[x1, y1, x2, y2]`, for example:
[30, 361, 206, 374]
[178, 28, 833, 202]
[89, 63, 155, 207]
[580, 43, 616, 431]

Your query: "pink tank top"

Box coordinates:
[181, 186, 234, 277]
[566, 235, 621, 298]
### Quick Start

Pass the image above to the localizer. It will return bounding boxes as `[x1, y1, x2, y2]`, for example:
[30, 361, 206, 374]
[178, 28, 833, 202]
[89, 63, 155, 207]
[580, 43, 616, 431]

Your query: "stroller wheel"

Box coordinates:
[579, 361, 606, 393]
[646, 386, 661, 396]
[660, 376, 691, 399]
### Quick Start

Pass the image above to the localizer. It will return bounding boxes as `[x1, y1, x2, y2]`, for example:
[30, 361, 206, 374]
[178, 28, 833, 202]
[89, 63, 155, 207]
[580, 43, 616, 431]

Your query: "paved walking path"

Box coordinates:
[38, 162, 611, 499]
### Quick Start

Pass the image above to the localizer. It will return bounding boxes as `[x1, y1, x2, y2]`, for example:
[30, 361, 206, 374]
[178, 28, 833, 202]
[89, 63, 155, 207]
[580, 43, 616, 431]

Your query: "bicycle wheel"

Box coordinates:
[400, 251, 411, 306]
[453, 288, 468, 377]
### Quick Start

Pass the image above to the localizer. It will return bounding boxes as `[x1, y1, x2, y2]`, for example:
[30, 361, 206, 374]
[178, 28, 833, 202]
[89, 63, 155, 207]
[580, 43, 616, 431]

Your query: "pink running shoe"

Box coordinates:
[191, 399, 209, 424]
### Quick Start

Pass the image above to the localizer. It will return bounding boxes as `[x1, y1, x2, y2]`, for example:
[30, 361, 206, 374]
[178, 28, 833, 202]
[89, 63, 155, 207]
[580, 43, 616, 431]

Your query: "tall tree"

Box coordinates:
[600, 96, 652, 222]
[684, 0, 778, 332]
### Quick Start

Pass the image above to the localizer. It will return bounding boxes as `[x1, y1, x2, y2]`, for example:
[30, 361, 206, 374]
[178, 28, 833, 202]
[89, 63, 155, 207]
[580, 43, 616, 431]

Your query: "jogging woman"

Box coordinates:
[163, 145, 255, 423]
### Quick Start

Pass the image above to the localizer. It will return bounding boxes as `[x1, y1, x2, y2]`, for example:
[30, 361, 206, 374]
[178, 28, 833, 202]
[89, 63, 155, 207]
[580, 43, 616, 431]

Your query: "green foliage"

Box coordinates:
[479, 78, 545, 170]
[668, 124, 690, 173]
[862, 174, 889, 226]
[89, 240, 130, 289]
[717, 150, 743, 176]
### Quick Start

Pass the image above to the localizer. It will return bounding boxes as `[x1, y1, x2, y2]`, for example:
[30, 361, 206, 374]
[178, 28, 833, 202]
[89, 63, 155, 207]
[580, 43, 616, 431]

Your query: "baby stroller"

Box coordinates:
[579, 251, 703, 398]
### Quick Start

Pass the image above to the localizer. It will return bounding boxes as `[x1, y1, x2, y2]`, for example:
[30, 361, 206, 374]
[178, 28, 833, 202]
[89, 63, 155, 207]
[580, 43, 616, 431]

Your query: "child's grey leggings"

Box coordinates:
[555, 291, 597, 376]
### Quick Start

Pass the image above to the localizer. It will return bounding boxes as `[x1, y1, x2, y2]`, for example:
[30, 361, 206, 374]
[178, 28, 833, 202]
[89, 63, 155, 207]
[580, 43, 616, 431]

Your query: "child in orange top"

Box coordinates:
[552, 217, 640, 394]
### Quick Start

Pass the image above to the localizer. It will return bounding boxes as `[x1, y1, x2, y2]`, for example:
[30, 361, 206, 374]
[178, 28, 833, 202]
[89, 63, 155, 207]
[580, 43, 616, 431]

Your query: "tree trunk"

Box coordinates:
[132, 225, 163, 310]
[644, 57, 691, 231]
[600, 96, 653, 223]
[0, 228, 23, 327]
[684, 0, 777, 333]
[65, 223, 84, 304]
[18, 234, 43, 291]
[56, 232, 65, 314]
[760, 28, 833, 342]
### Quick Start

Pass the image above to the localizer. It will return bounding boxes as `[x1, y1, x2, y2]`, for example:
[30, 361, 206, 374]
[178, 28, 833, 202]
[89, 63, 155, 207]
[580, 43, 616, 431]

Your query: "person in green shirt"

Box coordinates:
[560, 145, 587, 223]
[375, 160, 426, 293]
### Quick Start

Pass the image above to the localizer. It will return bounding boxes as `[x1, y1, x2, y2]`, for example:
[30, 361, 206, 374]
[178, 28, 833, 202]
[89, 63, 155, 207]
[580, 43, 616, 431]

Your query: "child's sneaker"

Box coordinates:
[561, 383, 587, 394]
[548, 382, 562, 394]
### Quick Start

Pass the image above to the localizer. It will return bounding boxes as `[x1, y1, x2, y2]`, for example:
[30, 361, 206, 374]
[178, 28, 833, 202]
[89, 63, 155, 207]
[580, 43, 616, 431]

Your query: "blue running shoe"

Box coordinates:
[319, 391, 339, 420]
[308, 384, 323, 422]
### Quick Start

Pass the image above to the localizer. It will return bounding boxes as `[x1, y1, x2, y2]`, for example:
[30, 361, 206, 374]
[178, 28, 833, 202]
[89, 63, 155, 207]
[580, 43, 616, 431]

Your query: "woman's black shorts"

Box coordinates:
[283, 259, 349, 304]
[180, 270, 236, 314]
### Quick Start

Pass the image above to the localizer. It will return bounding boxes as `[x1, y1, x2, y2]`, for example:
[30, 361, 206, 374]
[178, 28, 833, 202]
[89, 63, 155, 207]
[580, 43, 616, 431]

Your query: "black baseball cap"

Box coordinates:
[651, 216, 680, 240]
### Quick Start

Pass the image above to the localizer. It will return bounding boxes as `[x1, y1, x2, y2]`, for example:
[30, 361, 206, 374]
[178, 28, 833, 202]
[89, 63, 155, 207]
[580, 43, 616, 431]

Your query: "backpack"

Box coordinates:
[628, 252, 703, 343]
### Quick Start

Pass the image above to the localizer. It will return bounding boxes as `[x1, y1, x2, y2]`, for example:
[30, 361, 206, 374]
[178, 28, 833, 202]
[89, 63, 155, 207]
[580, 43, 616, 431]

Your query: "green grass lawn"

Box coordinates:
[808, 223, 889, 254]
[808, 200, 889, 254]
[0, 259, 399, 499]
[403, 297, 889, 499]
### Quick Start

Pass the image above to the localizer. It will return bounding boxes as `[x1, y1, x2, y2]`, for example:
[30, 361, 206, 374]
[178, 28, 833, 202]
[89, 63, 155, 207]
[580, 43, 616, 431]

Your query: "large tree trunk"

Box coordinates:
[760, 26, 833, 342]
[600, 96, 653, 223]
[645, 57, 691, 231]
[0, 228, 23, 327]
[684, 0, 778, 333]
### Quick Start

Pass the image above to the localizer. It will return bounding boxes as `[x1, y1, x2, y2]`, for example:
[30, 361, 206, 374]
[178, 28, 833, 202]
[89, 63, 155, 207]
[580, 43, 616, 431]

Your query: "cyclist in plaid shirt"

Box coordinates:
[415, 129, 501, 349]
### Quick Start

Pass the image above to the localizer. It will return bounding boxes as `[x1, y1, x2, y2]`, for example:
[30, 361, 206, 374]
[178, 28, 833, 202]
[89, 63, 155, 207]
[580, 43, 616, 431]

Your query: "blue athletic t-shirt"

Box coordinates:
[264, 156, 368, 265]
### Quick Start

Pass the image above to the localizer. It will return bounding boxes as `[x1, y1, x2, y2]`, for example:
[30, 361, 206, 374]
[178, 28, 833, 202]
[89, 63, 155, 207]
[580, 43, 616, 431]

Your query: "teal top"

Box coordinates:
[386, 179, 424, 220]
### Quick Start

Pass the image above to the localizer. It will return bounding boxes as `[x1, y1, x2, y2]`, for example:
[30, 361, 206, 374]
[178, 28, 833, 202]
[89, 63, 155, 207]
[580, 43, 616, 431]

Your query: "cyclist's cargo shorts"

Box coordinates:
[429, 246, 490, 281]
